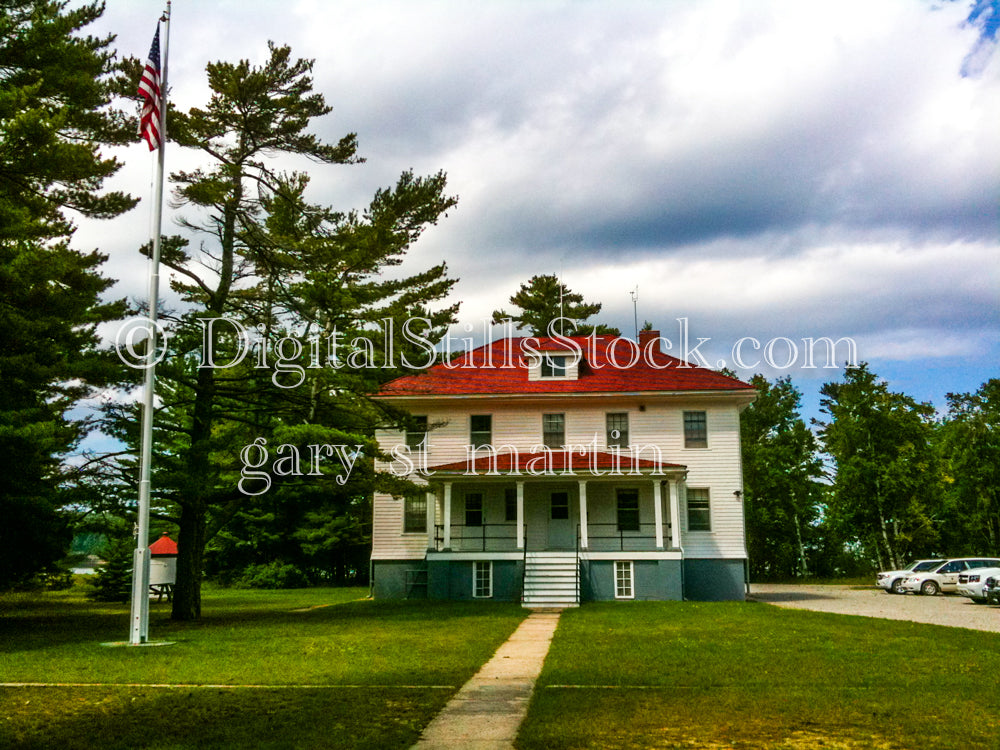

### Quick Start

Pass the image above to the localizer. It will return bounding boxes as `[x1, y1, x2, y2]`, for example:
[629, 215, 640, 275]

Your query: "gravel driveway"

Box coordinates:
[750, 583, 1000, 633]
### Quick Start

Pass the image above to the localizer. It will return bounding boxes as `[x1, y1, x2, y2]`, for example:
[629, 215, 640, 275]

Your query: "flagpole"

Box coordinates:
[130, 2, 171, 646]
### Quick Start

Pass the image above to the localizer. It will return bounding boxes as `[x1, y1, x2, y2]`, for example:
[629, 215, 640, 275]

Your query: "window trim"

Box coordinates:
[683, 411, 708, 449]
[616, 488, 640, 532]
[473, 561, 493, 598]
[405, 415, 428, 451]
[542, 413, 565, 449]
[465, 492, 484, 527]
[615, 560, 634, 599]
[470, 414, 492, 449]
[504, 488, 518, 522]
[403, 494, 427, 534]
[606, 412, 629, 449]
[540, 354, 568, 379]
[550, 491, 570, 520]
[686, 487, 711, 532]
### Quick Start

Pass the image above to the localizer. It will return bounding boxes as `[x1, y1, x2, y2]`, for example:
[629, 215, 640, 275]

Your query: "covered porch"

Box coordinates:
[420, 450, 688, 555]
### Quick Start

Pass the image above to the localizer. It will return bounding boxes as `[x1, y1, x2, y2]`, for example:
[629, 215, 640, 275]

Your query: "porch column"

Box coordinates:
[516, 481, 525, 550]
[443, 482, 452, 550]
[578, 480, 588, 549]
[668, 478, 681, 549]
[425, 490, 436, 550]
[653, 480, 664, 549]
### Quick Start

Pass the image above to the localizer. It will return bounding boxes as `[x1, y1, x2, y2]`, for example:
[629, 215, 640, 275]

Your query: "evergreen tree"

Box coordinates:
[491, 274, 620, 336]
[103, 44, 458, 620]
[0, 0, 136, 587]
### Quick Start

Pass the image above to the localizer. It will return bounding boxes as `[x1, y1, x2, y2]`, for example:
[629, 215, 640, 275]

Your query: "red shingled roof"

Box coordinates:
[148, 533, 178, 556]
[427, 449, 685, 474]
[378, 336, 754, 397]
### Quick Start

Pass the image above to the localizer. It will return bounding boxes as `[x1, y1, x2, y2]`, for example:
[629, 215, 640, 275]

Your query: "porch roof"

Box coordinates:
[425, 449, 685, 477]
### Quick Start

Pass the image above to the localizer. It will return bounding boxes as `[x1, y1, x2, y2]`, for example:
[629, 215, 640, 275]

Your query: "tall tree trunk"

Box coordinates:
[171, 355, 217, 620]
[793, 512, 809, 577]
[172, 501, 206, 620]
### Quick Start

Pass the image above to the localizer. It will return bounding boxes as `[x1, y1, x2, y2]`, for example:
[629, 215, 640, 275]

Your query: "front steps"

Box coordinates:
[522, 551, 579, 608]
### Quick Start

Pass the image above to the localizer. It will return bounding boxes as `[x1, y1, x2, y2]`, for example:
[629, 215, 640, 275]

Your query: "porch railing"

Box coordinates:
[578, 522, 673, 552]
[430, 521, 672, 552]
[433, 523, 523, 552]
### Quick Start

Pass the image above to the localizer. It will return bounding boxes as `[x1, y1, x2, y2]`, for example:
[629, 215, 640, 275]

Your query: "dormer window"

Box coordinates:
[540, 354, 567, 378]
[526, 347, 580, 382]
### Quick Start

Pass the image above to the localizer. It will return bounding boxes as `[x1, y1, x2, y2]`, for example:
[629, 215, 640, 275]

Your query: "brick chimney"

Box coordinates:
[638, 328, 660, 352]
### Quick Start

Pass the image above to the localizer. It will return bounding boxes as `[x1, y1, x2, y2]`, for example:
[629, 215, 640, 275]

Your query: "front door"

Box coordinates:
[547, 491, 574, 549]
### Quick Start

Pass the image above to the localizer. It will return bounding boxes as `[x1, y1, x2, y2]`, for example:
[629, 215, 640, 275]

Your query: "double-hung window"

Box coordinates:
[683, 411, 708, 448]
[403, 495, 427, 533]
[687, 488, 711, 531]
[405, 415, 428, 451]
[470, 415, 492, 449]
[543, 413, 565, 449]
[465, 493, 484, 527]
[606, 412, 629, 449]
[616, 489, 640, 532]
[505, 488, 518, 522]
[551, 491, 569, 520]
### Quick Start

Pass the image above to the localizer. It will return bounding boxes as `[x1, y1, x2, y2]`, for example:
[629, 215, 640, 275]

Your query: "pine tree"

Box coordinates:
[104, 44, 458, 620]
[491, 274, 620, 336]
[0, 1, 136, 587]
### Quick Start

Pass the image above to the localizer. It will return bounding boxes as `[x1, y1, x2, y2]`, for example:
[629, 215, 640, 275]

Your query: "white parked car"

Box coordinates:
[899, 558, 1000, 595]
[877, 559, 946, 594]
[956, 567, 1000, 603]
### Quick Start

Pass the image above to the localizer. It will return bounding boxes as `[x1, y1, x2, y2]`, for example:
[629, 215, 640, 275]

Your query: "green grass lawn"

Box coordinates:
[8, 589, 1000, 749]
[0, 586, 525, 749]
[517, 601, 1000, 750]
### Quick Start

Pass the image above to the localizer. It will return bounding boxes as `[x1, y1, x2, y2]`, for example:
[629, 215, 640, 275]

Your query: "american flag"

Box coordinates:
[138, 25, 162, 151]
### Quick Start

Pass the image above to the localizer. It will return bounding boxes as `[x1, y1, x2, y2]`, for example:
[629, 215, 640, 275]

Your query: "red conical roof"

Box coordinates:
[148, 533, 178, 556]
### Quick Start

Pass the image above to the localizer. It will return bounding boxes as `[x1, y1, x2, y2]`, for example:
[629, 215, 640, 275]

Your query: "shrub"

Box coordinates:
[234, 561, 310, 589]
[87, 535, 135, 603]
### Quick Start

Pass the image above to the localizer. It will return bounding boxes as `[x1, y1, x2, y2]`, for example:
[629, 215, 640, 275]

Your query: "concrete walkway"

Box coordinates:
[411, 610, 561, 750]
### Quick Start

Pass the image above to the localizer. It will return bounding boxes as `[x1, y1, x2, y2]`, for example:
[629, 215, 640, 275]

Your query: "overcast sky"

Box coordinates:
[80, 0, 999, 420]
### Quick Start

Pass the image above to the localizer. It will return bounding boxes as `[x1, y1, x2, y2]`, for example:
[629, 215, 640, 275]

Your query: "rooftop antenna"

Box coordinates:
[630, 286, 639, 340]
[558, 263, 565, 336]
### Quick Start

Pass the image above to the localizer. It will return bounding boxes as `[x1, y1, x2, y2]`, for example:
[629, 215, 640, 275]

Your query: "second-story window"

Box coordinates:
[470, 414, 492, 449]
[405, 415, 428, 451]
[606, 412, 629, 449]
[540, 354, 567, 378]
[543, 413, 565, 448]
[683, 411, 708, 448]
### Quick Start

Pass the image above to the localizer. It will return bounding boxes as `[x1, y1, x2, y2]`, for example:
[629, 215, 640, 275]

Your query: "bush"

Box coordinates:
[87, 535, 135, 603]
[234, 561, 310, 589]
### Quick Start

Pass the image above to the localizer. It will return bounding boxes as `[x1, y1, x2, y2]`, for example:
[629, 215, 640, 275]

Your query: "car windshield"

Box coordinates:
[913, 560, 945, 572]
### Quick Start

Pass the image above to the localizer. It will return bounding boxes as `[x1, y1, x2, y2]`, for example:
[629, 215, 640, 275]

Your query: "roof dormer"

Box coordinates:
[527, 349, 580, 381]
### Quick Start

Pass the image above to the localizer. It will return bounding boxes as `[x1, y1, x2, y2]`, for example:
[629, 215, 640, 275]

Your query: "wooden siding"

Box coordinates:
[372, 395, 747, 561]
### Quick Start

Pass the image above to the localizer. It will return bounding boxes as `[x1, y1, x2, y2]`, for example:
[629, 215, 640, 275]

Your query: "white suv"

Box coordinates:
[899, 558, 1000, 595]
[877, 559, 945, 594]
[956, 567, 1000, 603]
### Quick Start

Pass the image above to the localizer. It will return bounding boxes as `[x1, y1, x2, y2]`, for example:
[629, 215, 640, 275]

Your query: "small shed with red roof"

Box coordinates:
[148, 532, 178, 587]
